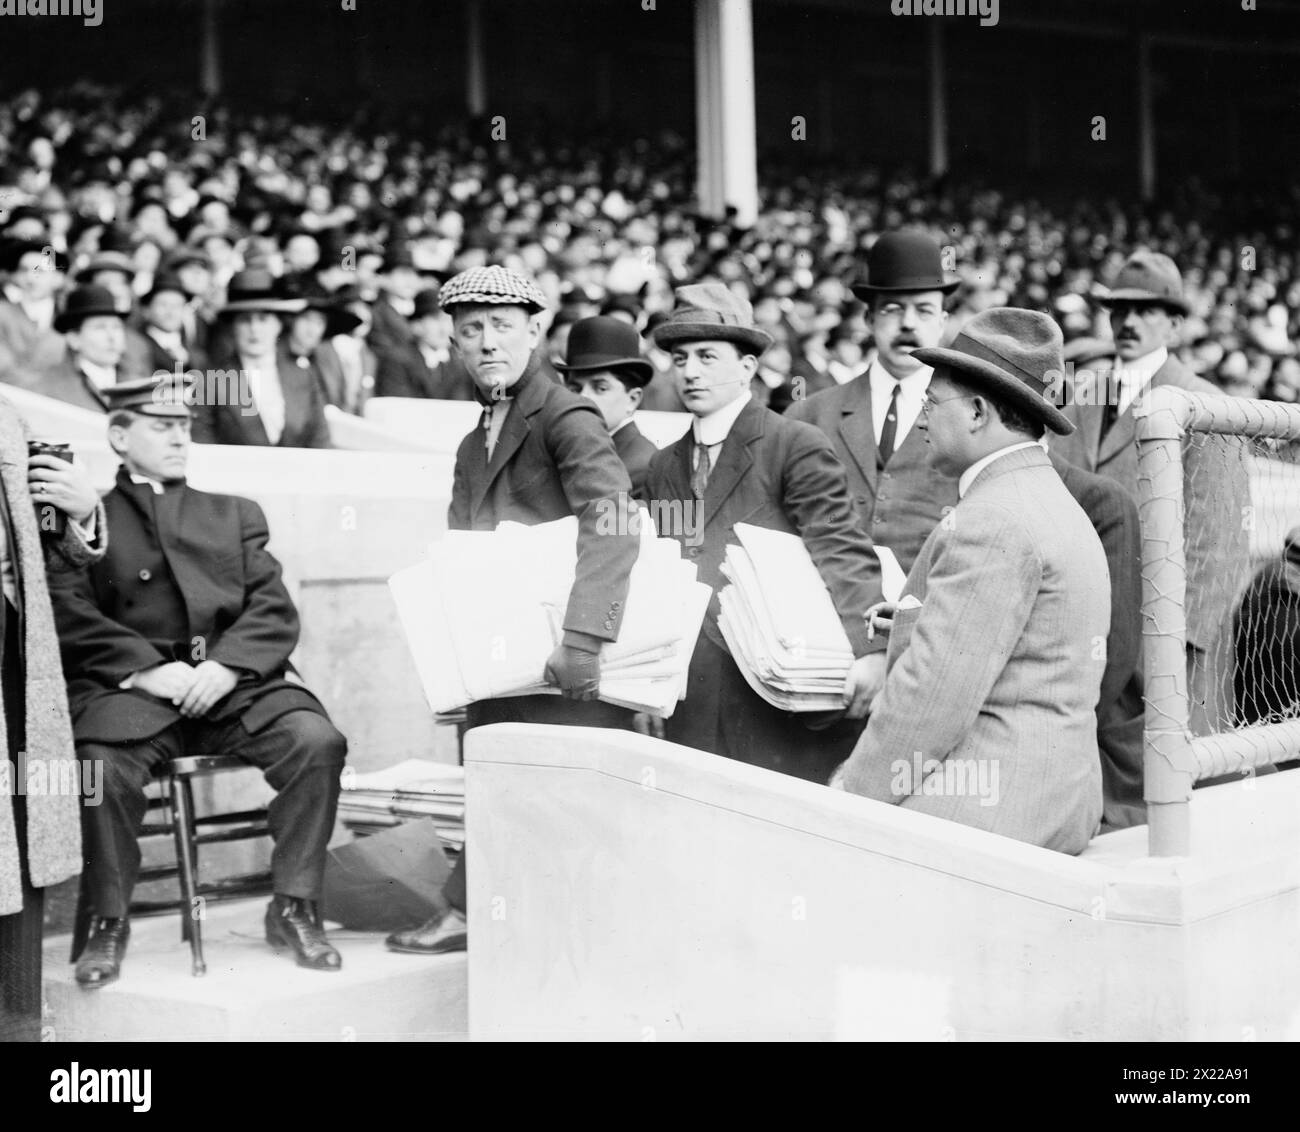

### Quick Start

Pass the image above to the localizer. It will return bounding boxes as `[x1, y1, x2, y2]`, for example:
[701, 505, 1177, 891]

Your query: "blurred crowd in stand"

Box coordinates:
[4, 82, 1300, 439]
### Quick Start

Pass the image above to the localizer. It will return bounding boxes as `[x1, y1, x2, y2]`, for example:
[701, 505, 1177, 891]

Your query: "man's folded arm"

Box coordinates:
[47, 563, 168, 686]
[203, 497, 300, 678]
[551, 401, 639, 645]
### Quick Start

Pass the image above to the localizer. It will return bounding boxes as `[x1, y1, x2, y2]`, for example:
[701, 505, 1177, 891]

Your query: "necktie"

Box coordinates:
[691, 441, 717, 498]
[877, 381, 901, 467]
[1100, 373, 1122, 442]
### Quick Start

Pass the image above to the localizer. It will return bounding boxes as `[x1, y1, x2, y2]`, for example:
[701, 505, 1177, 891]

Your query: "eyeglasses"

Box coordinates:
[920, 392, 974, 414]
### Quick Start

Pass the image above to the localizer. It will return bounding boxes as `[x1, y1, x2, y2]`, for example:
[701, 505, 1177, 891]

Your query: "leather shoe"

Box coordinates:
[385, 907, 467, 954]
[265, 895, 342, 971]
[75, 917, 130, 989]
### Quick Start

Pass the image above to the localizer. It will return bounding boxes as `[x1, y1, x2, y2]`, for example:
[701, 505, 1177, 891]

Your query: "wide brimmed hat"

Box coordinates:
[54, 285, 123, 333]
[218, 269, 307, 317]
[438, 265, 548, 314]
[912, 307, 1075, 436]
[1094, 251, 1189, 314]
[851, 230, 960, 300]
[102, 373, 195, 418]
[75, 251, 137, 282]
[650, 281, 772, 356]
[555, 316, 653, 387]
[282, 277, 363, 336]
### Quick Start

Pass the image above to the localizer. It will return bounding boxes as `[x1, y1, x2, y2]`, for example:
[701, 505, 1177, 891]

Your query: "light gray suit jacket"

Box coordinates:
[839, 446, 1108, 855]
[1051, 354, 1251, 653]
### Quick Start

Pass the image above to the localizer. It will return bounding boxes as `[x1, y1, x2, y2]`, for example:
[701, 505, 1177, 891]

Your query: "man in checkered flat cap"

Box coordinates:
[387, 265, 640, 956]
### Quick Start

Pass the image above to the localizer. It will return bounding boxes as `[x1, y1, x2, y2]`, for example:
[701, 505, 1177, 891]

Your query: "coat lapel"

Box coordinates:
[837, 377, 879, 494]
[701, 399, 761, 526]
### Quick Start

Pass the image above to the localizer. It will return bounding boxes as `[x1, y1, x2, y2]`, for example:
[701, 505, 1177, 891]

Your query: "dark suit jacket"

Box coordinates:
[785, 372, 959, 577]
[449, 356, 638, 645]
[367, 296, 415, 364]
[141, 329, 208, 378]
[49, 469, 326, 743]
[1051, 451, 1145, 830]
[645, 397, 882, 659]
[1052, 353, 1251, 653]
[614, 420, 658, 500]
[375, 346, 475, 401]
[11, 350, 122, 413]
[190, 350, 331, 449]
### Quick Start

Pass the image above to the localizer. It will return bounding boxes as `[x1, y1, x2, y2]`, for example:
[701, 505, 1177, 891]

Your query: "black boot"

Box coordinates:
[74, 918, 130, 989]
[264, 895, 341, 971]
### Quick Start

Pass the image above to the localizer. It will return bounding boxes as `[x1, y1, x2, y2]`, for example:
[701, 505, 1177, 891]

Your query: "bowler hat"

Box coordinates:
[1095, 251, 1189, 314]
[102, 373, 194, 418]
[54, 285, 123, 333]
[411, 288, 443, 320]
[555, 316, 653, 386]
[75, 251, 137, 283]
[912, 307, 1075, 436]
[650, 281, 772, 357]
[143, 272, 188, 306]
[851, 230, 959, 300]
[218, 269, 307, 317]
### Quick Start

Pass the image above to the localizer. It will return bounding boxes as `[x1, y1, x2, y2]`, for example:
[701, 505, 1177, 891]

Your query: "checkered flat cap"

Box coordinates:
[438, 265, 548, 313]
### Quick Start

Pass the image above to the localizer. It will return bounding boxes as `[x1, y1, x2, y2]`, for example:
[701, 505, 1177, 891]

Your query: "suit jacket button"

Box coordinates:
[611, 601, 622, 610]
[604, 620, 614, 631]
[687, 547, 700, 557]
[138, 568, 152, 582]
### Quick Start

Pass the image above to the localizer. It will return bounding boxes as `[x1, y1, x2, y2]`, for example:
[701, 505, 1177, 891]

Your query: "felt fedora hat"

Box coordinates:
[1094, 251, 1189, 314]
[851, 229, 960, 300]
[555, 316, 653, 386]
[218, 269, 307, 317]
[912, 307, 1075, 436]
[411, 288, 443, 320]
[54, 285, 123, 333]
[142, 272, 189, 306]
[650, 281, 773, 356]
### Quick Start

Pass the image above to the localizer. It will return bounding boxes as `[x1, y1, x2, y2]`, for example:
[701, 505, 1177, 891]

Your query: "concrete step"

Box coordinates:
[43, 897, 466, 1042]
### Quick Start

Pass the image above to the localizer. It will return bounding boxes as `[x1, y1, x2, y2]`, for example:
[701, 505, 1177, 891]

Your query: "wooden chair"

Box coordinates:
[72, 754, 273, 976]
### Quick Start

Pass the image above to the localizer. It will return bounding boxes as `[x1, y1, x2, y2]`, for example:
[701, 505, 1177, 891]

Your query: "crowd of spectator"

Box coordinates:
[3, 80, 1300, 428]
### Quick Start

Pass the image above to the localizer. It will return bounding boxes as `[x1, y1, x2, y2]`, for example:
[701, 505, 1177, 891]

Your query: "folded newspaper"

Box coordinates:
[389, 514, 711, 717]
[717, 523, 904, 712]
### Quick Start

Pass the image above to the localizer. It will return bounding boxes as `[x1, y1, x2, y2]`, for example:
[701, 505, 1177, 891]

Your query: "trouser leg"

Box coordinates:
[78, 734, 175, 919]
[198, 711, 346, 902]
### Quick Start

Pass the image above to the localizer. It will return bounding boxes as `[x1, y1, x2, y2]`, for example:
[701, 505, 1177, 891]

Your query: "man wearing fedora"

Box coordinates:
[1053, 251, 1252, 738]
[836, 309, 1109, 855]
[17, 285, 130, 412]
[557, 315, 659, 498]
[643, 281, 887, 784]
[385, 265, 639, 957]
[374, 286, 474, 401]
[191, 269, 332, 449]
[786, 230, 961, 579]
[49, 374, 349, 986]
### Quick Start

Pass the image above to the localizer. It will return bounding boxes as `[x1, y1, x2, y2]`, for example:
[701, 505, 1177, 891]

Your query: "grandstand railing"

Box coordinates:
[1136, 386, 1300, 856]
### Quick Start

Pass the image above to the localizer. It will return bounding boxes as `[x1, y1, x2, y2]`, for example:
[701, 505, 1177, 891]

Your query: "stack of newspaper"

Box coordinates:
[337, 759, 466, 851]
[717, 523, 906, 712]
[389, 514, 712, 717]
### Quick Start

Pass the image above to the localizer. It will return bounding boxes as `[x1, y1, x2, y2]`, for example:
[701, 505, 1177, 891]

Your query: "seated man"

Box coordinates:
[49, 375, 348, 987]
[556, 315, 659, 498]
[835, 309, 1109, 855]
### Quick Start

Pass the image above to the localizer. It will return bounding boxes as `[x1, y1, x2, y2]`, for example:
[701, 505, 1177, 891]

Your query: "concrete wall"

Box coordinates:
[464, 724, 1300, 1041]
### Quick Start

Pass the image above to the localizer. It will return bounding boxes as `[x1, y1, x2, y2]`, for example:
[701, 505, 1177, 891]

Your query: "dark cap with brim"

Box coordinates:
[102, 374, 195, 418]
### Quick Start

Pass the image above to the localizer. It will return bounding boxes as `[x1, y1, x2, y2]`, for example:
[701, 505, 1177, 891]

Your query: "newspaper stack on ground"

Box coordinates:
[717, 522, 906, 712]
[338, 759, 466, 850]
[389, 514, 712, 717]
